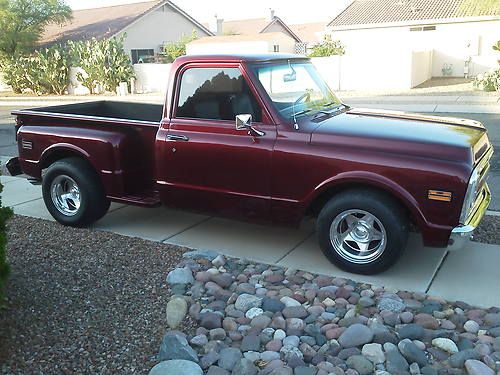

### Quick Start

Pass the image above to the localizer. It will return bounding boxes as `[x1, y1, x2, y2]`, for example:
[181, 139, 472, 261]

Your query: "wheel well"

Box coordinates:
[306, 183, 416, 226]
[41, 149, 87, 170]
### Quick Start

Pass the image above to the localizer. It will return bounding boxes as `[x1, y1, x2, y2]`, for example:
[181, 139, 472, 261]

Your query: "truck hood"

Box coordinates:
[310, 108, 490, 164]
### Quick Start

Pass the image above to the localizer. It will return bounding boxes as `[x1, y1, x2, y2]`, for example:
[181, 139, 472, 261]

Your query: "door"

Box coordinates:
[159, 64, 277, 221]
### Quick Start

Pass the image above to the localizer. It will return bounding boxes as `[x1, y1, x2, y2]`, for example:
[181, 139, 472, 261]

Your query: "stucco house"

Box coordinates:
[327, 0, 499, 89]
[40, 0, 213, 63]
[186, 32, 297, 55]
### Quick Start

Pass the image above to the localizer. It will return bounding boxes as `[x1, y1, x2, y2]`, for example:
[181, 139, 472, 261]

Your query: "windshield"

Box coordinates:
[251, 61, 342, 119]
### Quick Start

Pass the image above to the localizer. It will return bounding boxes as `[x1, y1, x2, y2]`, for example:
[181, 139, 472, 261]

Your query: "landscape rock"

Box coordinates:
[346, 355, 374, 375]
[149, 360, 203, 375]
[235, 294, 262, 312]
[166, 297, 188, 329]
[464, 359, 495, 375]
[167, 267, 194, 285]
[431, 338, 458, 354]
[218, 348, 242, 371]
[158, 333, 198, 363]
[362, 343, 385, 364]
[338, 324, 374, 348]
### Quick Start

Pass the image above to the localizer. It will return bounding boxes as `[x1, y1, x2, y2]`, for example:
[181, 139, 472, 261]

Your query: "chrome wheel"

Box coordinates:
[50, 175, 81, 216]
[329, 209, 387, 264]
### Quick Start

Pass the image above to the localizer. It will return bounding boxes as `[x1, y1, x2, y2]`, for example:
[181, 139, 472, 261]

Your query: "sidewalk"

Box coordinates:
[2, 174, 500, 308]
[1, 93, 498, 113]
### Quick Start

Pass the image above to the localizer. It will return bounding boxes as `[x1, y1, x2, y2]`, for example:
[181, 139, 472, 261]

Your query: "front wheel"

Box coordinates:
[42, 157, 110, 227]
[317, 188, 409, 274]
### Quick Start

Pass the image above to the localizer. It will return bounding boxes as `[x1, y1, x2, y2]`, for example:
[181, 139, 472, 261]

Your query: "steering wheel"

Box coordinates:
[293, 92, 311, 107]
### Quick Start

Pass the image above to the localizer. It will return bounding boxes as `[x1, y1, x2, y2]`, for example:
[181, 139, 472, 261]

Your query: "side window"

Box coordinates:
[176, 67, 262, 122]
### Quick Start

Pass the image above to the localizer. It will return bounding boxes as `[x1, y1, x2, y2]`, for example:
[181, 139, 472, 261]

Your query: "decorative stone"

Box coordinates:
[167, 267, 194, 285]
[235, 294, 262, 312]
[338, 324, 374, 348]
[280, 296, 302, 307]
[149, 360, 203, 375]
[166, 297, 188, 329]
[263, 297, 286, 313]
[398, 339, 428, 367]
[464, 320, 480, 334]
[218, 348, 242, 371]
[200, 312, 222, 330]
[346, 355, 374, 375]
[431, 338, 458, 354]
[158, 333, 199, 363]
[378, 298, 405, 313]
[241, 335, 261, 352]
[232, 358, 258, 375]
[246, 307, 264, 319]
[464, 359, 495, 375]
[362, 343, 385, 364]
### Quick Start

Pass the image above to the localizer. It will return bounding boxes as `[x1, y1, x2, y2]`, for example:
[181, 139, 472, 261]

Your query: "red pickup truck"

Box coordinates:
[8, 53, 493, 274]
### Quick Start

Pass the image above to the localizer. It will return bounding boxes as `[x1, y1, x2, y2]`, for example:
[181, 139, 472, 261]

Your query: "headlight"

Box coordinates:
[460, 168, 479, 224]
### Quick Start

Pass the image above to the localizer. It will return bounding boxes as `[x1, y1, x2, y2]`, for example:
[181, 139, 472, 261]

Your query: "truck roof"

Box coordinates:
[174, 53, 309, 64]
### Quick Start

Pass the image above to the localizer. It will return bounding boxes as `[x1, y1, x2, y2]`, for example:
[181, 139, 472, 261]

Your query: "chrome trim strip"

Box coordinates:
[12, 109, 160, 127]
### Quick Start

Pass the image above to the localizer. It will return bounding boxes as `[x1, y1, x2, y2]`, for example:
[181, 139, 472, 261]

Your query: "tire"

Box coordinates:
[42, 157, 110, 227]
[316, 188, 409, 274]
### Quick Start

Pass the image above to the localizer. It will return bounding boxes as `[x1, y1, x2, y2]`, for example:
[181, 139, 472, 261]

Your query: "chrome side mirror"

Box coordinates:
[235, 114, 265, 137]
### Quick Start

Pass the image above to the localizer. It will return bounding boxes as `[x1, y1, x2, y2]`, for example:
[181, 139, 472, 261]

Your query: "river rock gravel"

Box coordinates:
[152, 250, 500, 375]
[0, 215, 187, 374]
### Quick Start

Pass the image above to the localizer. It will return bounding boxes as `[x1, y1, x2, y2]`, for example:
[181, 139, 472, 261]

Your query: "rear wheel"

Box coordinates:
[42, 157, 110, 227]
[317, 188, 409, 274]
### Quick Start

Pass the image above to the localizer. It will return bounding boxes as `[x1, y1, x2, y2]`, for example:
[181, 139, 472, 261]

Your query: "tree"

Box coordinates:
[0, 0, 71, 57]
[161, 31, 198, 63]
[459, 0, 500, 15]
[308, 35, 345, 57]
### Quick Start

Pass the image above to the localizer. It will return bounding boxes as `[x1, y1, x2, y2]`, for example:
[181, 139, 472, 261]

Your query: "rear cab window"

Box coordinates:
[176, 67, 262, 122]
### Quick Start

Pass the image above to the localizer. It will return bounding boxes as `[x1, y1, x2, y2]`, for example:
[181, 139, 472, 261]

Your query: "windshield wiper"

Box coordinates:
[293, 109, 312, 117]
[312, 104, 346, 121]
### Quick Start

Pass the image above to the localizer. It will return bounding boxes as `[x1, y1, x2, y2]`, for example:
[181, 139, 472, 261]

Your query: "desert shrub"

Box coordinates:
[161, 31, 197, 62]
[474, 69, 500, 92]
[69, 35, 134, 94]
[308, 35, 345, 57]
[0, 44, 69, 94]
[0, 169, 14, 305]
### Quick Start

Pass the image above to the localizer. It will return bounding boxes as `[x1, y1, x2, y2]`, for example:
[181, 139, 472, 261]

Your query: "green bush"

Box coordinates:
[0, 168, 14, 305]
[473, 69, 500, 92]
[161, 31, 197, 63]
[308, 35, 345, 57]
[1, 44, 69, 94]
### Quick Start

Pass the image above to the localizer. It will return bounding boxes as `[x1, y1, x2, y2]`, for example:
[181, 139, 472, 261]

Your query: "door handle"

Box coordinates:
[167, 134, 189, 141]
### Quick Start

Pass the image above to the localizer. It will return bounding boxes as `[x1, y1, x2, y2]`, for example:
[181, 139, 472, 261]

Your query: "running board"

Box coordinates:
[108, 189, 161, 207]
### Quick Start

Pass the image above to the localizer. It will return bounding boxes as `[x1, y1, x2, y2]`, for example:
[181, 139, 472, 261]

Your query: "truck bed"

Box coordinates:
[14, 101, 164, 201]
[15, 100, 163, 124]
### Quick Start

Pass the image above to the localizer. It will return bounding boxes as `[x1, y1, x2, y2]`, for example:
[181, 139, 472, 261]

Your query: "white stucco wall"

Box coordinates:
[330, 18, 499, 86]
[117, 3, 210, 57]
[411, 50, 433, 88]
[186, 37, 296, 55]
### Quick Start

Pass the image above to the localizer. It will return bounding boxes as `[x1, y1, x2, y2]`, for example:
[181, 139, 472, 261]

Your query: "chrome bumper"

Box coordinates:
[448, 184, 491, 251]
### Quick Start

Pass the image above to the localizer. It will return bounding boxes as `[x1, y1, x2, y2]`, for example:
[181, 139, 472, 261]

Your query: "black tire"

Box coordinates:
[316, 188, 409, 274]
[42, 157, 110, 227]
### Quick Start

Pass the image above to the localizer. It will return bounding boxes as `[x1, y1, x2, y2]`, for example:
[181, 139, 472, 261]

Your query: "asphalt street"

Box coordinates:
[0, 106, 498, 209]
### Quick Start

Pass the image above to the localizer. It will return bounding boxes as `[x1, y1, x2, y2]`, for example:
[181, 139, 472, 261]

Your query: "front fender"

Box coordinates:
[305, 170, 427, 227]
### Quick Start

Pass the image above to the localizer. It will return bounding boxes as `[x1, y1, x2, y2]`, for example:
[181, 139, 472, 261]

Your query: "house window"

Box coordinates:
[131, 49, 155, 64]
[273, 44, 280, 52]
[410, 25, 436, 32]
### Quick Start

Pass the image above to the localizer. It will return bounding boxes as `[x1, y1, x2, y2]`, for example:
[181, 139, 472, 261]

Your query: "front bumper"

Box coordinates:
[448, 183, 491, 251]
[6, 157, 22, 176]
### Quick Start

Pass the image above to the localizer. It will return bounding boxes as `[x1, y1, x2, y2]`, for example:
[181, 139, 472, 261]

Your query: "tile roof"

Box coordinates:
[40, 0, 212, 46]
[189, 32, 295, 44]
[289, 22, 327, 43]
[211, 17, 302, 42]
[329, 0, 500, 27]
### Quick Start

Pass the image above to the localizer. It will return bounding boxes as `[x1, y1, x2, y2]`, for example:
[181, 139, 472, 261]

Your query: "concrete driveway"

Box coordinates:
[2, 175, 500, 308]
